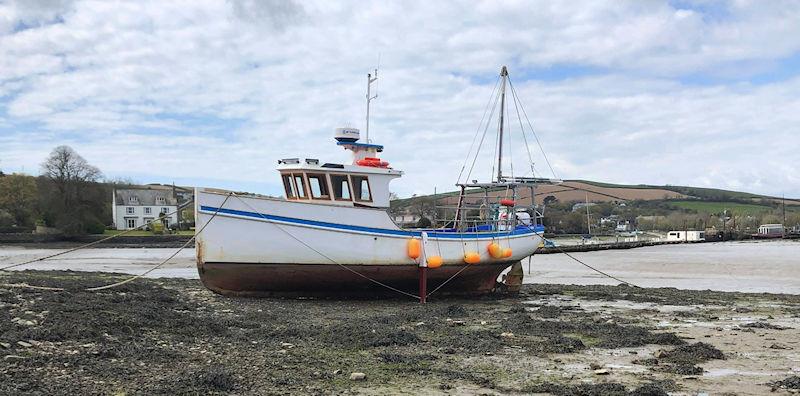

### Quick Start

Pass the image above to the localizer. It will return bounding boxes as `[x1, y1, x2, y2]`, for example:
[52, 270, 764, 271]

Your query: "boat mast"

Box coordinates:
[365, 69, 378, 143]
[497, 66, 508, 183]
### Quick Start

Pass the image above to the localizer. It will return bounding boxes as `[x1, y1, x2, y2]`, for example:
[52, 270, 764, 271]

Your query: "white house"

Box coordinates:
[666, 230, 705, 242]
[112, 188, 179, 230]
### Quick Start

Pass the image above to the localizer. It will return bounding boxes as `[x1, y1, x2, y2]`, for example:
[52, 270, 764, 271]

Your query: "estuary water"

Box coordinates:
[1, 240, 798, 294]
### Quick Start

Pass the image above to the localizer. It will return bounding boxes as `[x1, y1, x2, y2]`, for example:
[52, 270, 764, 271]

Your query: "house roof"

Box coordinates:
[114, 188, 178, 206]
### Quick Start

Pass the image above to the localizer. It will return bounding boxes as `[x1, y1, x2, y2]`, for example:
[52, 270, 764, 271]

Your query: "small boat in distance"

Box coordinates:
[194, 66, 559, 297]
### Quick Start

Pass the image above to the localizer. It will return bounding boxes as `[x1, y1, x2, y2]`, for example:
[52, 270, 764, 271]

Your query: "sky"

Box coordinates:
[1, 0, 799, 198]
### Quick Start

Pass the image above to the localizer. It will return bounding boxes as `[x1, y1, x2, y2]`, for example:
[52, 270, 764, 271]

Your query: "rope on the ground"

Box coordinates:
[542, 237, 641, 288]
[0, 200, 195, 272]
[85, 193, 232, 291]
[231, 195, 420, 300]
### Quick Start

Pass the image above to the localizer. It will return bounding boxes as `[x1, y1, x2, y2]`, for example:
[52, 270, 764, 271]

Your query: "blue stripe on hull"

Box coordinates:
[199, 205, 545, 239]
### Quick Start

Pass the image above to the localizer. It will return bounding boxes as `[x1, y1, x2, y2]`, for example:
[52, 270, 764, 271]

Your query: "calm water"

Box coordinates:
[523, 240, 800, 294]
[1, 240, 798, 294]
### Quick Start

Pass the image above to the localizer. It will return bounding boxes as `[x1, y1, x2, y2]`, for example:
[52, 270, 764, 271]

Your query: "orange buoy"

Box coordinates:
[487, 242, 503, 259]
[464, 252, 481, 264]
[502, 248, 513, 258]
[500, 199, 515, 207]
[407, 238, 421, 260]
[427, 255, 443, 268]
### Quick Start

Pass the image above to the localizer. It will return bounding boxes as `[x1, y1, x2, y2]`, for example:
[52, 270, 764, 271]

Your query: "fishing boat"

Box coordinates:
[195, 66, 559, 298]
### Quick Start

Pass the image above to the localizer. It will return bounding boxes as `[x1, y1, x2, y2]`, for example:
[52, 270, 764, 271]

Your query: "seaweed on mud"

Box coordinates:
[770, 375, 800, 391]
[500, 312, 684, 354]
[377, 351, 437, 364]
[637, 342, 725, 375]
[524, 283, 800, 307]
[523, 381, 674, 396]
[741, 321, 792, 330]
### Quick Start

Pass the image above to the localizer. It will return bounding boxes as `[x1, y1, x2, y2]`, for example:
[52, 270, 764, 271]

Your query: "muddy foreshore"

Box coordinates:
[1, 271, 799, 395]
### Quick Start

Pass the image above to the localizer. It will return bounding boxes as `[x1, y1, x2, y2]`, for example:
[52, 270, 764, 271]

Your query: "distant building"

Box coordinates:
[112, 188, 179, 230]
[615, 220, 635, 232]
[757, 224, 784, 238]
[666, 230, 705, 242]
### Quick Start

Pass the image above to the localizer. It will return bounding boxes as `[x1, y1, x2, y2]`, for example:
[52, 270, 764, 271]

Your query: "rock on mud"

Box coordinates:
[349, 372, 366, 381]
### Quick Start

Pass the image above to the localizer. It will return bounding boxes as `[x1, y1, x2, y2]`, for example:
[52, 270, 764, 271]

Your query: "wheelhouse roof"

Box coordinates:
[276, 160, 403, 176]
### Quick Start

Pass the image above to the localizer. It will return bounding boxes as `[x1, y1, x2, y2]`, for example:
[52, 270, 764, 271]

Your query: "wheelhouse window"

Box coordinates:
[282, 174, 296, 199]
[351, 175, 372, 202]
[293, 174, 308, 199]
[307, 174, 330, 200]
[330, 174, 351, 201]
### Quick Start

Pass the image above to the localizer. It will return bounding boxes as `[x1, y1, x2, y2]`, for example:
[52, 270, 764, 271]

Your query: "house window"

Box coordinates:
[156, 197, 166, 205]
[144, 207, 152, 215]
[126, 207, 135, 215]
[351, 175, 371, 202]
[282, 174, 296, 199]
[161, 207, 169, 214]
[330, 175, 351, 200]
[307, 174, 330, 200]
[128, 196, 138, 204]
[293, 175, 307, 199]
[126, 218, 136, 229]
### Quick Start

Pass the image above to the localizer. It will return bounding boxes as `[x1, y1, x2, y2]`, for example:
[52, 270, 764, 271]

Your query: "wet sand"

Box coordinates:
[1, 271, 799, 395]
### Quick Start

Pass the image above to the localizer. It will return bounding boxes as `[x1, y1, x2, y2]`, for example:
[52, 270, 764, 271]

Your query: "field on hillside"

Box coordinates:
[668, 201, 776, 215]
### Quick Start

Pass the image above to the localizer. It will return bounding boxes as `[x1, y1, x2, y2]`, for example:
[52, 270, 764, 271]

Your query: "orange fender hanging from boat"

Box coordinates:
[502, 248, 513, 258]
[464, 252, 481, 264]
[500, 199, 515, 207]
[427, 255, 443, 268]
[487, 242, 503, 259]
[407, 238, 421, 260]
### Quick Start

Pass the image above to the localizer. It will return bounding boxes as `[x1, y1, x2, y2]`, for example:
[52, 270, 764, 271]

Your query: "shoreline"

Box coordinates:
[1, 271, 799, 395]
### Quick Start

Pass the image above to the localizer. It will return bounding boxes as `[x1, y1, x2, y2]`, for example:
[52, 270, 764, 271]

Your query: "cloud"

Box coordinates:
[0, 0, 799, 198]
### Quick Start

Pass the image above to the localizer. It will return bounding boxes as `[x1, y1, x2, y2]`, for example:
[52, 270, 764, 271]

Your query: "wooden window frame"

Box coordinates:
[330, 173, 353, 202]
[306, 173, 331, 200]
[350, 175, 373, 203]
[293, 173, 309, 199]
[282, 173, 297, 199]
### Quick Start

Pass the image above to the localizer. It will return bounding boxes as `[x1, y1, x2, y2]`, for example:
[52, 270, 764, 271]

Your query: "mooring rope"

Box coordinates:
[85, 193, 232, 291]
[0, 194, 232, 292]
[231, 195, 420, 300]
[0, 200, 195, 272]
[541, 237, 640, 288]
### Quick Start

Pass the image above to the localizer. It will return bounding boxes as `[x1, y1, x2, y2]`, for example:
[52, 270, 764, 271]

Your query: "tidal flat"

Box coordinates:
[1, 271, 799, 395]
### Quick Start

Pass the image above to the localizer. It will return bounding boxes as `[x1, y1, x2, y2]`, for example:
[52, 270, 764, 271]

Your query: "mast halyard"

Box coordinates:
[365, 69, 378, 143]
[497, 66, 508, 183]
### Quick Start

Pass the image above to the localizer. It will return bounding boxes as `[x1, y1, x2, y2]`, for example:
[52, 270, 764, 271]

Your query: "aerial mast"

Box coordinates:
[365, 69, 378, 143]
[497, 66, 508, 183]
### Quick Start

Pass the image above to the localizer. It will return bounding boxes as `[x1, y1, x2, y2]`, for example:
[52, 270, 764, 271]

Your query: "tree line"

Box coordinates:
[0, 146, 117, 235]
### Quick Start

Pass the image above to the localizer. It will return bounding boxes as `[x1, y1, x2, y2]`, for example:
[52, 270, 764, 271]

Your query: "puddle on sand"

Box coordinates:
[704, 368, 781, 378]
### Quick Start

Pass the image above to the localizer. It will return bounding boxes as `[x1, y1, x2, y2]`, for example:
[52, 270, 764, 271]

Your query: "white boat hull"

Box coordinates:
[195, 188, 544, 296]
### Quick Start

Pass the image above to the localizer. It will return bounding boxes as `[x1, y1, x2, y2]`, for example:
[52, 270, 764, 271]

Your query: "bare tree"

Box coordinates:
[41, 145, 102, 186]
[39, 146, 104, 234]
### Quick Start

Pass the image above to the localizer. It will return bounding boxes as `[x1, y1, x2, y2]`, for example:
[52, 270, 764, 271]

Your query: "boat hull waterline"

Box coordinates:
[195, 189, 544, 296]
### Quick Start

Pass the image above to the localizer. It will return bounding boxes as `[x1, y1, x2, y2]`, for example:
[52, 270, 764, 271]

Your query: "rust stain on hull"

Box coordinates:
[198, 262, 515, 297]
